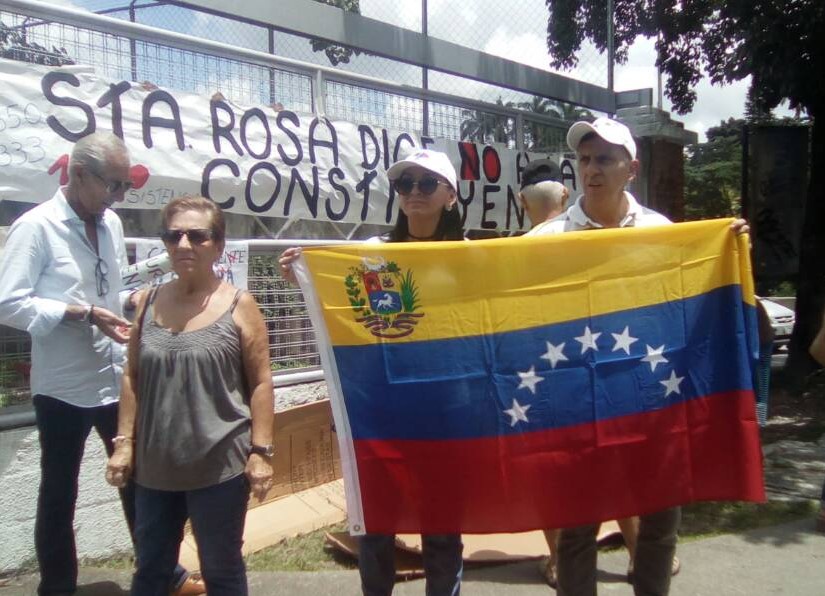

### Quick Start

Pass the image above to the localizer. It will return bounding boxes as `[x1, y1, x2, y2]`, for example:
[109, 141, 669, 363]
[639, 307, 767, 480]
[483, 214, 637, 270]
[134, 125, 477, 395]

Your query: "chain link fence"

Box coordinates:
[0, 0, 609, 409]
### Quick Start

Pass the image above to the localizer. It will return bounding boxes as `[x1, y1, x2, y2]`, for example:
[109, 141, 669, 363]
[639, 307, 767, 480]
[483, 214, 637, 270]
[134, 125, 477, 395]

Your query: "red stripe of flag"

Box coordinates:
[354, 390, 764, 534]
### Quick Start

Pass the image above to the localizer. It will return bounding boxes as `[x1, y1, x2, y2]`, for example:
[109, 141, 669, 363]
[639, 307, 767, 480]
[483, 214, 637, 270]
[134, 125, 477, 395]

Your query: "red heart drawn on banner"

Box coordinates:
[130, 164, 150, 189]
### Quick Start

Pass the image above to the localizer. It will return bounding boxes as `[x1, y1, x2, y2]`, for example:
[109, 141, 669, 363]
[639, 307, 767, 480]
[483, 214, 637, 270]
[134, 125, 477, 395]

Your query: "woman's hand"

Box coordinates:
[106, 444, 134, 488]
[246, 453, 274, 502]
[277, 247, 302, 285]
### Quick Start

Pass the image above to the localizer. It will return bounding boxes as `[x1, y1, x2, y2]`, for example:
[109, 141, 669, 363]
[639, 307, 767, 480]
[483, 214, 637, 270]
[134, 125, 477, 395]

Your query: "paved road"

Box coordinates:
[2, 519, 824, 595]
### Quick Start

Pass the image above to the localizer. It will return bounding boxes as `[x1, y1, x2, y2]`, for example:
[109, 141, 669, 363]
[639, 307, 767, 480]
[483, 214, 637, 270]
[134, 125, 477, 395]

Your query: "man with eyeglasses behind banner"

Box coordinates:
[0, 132, 202, 596]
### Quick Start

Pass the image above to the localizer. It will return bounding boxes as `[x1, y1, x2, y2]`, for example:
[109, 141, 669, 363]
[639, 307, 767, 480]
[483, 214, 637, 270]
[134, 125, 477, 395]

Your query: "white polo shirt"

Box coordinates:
[526, 192, 671, 235]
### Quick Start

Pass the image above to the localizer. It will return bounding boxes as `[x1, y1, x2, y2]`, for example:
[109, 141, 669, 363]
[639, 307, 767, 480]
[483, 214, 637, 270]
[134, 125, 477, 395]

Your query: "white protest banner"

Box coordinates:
[134, 239, 249, 290]
[120, 252, 173, 293]
[0, 59, 580, 232]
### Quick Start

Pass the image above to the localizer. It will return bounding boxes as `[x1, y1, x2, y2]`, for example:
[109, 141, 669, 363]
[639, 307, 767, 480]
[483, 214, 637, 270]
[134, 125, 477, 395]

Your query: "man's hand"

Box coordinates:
[92, 306, 132, 343]
[246, 453, 274, 502]
[731, 219, 750, 235]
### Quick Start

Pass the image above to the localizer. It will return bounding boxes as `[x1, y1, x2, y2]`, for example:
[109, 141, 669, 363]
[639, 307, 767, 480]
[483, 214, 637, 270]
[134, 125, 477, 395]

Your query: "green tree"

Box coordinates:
[684, 118, 743, 220]
[0, 20, 73, 65]
[309, 0, 364, 65]
[460, 98, 515, 146]
[545, 0, 824, 376]
[518, 96, 593, 151]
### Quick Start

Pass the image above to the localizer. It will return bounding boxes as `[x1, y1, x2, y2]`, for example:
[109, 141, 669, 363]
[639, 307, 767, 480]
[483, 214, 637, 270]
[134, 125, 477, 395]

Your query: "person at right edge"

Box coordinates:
[279, 149, 465, 596]
[529, 117, 749, 596]
[808, 305, 825, 532]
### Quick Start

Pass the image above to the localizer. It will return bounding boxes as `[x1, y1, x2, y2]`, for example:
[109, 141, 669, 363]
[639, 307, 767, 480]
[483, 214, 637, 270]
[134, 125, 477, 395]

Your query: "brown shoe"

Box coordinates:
[170, 574, 206, 596]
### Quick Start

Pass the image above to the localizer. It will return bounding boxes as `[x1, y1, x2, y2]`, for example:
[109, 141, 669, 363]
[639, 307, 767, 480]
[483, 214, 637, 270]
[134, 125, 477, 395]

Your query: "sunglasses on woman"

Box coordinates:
[393, 175, 451, 196]
[160, 228, 214, 245]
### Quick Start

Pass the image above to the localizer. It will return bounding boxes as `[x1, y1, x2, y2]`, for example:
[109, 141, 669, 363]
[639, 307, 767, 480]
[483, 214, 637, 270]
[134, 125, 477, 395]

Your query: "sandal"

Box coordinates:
[539, 556, 558, 589]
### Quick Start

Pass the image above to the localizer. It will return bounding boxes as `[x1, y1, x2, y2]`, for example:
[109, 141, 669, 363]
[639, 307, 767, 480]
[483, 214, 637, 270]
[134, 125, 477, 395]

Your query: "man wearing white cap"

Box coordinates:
[530, 117, 677, 596]
[528, 117, 670, 235]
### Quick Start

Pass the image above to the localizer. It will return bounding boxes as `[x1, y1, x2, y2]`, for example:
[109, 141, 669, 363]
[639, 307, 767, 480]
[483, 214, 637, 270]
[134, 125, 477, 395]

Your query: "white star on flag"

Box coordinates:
[642, 345, 668, 372]
[504, 398, 531, 427]
[575, 326, 601, 354]
[660, 370, 685, 397]
[517, 365, 543, 394]
[611, 326, 638, 354]
[541, 341, 568, 369]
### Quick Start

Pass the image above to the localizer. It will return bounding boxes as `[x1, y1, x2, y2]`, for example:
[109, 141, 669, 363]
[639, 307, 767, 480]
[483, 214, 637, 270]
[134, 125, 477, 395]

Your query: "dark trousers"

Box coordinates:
[131, 474, 250, 596]
[33, 395, 186, 596]
[359, 533, 463, 596]
[557, 507, 681, 596]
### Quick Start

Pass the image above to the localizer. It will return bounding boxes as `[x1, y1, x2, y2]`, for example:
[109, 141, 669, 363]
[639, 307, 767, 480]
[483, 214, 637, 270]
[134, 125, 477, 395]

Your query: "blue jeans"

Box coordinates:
[359, 533, 463, 596]
[32, 395, 187, 595]
[131, 474, 249, 596]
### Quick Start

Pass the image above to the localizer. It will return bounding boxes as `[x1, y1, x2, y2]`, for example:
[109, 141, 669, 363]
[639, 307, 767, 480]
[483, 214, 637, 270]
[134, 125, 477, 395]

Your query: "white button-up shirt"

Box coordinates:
[526, 191, 671, 235]
[0, 188, 127, 407]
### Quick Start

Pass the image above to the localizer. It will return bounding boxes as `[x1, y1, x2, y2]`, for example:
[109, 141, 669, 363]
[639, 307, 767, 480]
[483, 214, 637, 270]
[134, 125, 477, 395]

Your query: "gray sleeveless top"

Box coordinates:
[134, 287, 251, 491]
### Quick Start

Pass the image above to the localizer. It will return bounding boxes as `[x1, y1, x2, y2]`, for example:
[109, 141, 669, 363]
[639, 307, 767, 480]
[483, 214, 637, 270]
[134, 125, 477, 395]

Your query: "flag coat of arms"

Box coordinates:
[294, 219, 765, 535]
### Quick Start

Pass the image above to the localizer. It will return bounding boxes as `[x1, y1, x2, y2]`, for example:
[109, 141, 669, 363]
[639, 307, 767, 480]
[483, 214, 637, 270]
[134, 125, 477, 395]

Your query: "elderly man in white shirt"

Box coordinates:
[0, 133, 200, 596]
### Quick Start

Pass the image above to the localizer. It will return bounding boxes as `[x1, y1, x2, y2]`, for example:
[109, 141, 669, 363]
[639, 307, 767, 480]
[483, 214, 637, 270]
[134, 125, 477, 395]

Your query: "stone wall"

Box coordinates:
[0, 381, 328, 573]
[0, 427, 132, 573]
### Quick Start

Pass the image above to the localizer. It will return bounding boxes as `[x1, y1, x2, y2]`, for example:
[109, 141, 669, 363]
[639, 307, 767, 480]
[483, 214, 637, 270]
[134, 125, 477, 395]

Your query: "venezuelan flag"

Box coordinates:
[294, 218, 764, 535]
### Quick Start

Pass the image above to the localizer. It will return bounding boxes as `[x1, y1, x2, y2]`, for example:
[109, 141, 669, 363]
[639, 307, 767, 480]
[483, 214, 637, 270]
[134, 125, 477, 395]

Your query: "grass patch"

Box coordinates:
[73, 501, 819, 573]
[245, 522, 357, 572]
[679, 500, 817, 540]
[80, 553, 135, 571]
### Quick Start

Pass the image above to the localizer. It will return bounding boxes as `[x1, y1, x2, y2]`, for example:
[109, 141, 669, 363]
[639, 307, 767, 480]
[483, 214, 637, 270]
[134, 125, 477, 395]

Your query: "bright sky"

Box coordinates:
[59, 0, 792, 143]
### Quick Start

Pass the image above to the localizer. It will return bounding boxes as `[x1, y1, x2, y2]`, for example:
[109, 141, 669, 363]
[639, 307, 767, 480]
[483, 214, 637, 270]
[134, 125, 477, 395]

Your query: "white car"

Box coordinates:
[757, 297, 795, 352]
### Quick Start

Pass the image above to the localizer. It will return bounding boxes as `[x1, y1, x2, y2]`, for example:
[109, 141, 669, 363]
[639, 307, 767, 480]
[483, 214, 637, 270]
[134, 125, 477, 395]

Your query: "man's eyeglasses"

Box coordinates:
[393, 175, 450, 196]
[160, 228, 214, 245]
[91, 171, 133, 194]
[94, 257, 109, 297]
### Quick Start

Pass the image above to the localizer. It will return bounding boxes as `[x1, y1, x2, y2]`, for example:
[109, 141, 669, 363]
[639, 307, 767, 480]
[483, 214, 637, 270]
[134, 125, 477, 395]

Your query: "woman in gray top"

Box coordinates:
[106, 196, 274, 596]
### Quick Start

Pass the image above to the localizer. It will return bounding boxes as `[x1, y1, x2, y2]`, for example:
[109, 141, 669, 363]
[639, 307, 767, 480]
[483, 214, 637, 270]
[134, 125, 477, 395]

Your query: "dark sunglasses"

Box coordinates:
[94, 256, 109, 297]
[393, 175, 450, 196]
[91, 171, 133, 194]
[160, 228, 214, 245]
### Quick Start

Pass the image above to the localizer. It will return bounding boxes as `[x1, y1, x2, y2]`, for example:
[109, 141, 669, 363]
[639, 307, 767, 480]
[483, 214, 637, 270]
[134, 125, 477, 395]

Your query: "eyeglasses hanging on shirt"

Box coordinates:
[95, 256, 109, 297]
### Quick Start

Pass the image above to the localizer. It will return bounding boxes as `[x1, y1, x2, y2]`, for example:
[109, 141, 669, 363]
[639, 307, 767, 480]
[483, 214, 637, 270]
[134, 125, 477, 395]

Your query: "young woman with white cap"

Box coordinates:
[279, 149, 465, 596]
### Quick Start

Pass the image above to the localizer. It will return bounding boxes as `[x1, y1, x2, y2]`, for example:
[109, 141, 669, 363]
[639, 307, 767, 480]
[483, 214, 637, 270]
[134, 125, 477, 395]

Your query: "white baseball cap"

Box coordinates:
[566, 117, 637, 160]
[386, 149, 458, 191]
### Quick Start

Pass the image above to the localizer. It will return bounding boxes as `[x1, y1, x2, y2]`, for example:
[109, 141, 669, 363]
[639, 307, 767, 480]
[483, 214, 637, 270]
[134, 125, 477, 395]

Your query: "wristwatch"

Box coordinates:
[250, 444, 274, 458]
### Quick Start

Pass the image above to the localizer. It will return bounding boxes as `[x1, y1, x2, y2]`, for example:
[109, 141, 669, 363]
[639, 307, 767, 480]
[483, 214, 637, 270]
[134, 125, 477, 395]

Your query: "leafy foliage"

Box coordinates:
[309, 0, 364, 65]
[684, 118, 743, 221]
[545, 0, 825, 375]
[0, 20, 74, 66]
[545, 1, 823, 117]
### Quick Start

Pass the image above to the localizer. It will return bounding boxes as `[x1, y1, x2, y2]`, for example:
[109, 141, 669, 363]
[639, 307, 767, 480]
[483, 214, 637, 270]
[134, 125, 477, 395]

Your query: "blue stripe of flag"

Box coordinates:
[333, 285, 757, 440]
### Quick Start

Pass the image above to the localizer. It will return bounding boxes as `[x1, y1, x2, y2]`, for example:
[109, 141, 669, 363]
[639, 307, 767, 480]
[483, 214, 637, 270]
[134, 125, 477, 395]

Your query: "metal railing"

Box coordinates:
[0, 0, 587, 153]
[0, 238, 352, 415]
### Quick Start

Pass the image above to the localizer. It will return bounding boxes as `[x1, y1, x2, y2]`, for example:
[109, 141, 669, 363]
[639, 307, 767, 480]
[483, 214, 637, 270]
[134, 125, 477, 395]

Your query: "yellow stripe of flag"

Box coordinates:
[300, 218, 754, 347]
